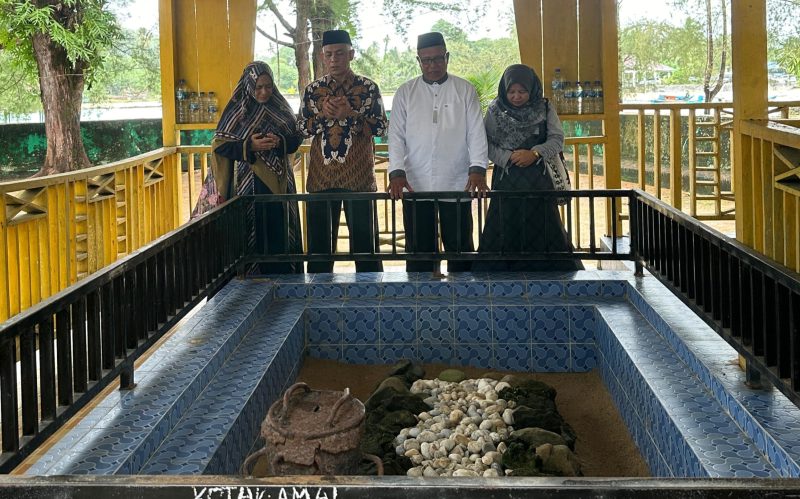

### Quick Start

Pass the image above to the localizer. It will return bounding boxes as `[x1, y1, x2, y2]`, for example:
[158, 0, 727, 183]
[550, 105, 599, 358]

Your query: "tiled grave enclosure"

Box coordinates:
[24, 271, 800, 480]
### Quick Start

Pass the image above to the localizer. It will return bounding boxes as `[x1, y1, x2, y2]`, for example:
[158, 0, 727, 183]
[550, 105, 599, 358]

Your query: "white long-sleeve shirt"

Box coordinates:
[388, 75, 488, 195]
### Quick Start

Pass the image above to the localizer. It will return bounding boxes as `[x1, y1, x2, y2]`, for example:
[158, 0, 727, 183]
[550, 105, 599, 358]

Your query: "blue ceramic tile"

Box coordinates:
[602, 281, 627, 297]
[494, 343, 532, 371]
[382, 282, 416, 298]
[452, 281, 490, 297]
[571, 344, 597, 372]
[379, 306, 416, 343]
[379, 344, 417, 364]
[454, 306, 492, 343]
[342, 307, 379, 343]
[274, 283, 306, 299]
[346, 283, 381, 299]
[565, 281, 602, 297]
[527, 281, 564, 298]
[305, 308, 341, 344]
[531, 344, 570, 372]
[570, 306, 596, 342]
[492, 306, 529, 343]
[417, 281, 453, 298]
[531, 306, 569, 343]
[418, 342, 455, 364]
[308, 284, 345, 300]
[417, 307, 454, 343]
[456, 344, 493, 369]
[490, 281, 526, 298]
[342, 345, 381, 364]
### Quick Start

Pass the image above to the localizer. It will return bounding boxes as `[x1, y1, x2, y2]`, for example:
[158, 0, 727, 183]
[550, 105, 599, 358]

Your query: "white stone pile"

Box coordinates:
[396, 377, 517, 477]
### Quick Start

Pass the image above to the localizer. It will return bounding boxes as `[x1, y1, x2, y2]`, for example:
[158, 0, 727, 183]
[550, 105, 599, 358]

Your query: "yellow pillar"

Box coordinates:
[731, 0, 768, 245]
[601, 0, 621, 192]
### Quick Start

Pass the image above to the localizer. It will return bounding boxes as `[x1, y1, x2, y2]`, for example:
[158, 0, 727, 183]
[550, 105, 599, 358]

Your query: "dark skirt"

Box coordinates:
[476, 162, 583, 272]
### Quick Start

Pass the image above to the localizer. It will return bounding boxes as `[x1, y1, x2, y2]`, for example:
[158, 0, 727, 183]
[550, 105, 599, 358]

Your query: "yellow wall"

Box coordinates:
[159, 0, 257, 146]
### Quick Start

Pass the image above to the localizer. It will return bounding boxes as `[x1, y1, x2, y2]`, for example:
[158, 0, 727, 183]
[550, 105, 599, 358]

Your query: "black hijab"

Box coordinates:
[485, 64, 548, 157]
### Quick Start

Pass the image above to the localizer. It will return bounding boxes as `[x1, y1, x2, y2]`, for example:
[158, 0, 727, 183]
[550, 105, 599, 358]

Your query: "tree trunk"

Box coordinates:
[703, 0, 713, 103]
[295, 0, 312, 92]
[311, 0, 334, 78]
[32, 32, 90, 175]
[707, 0, 727, 102]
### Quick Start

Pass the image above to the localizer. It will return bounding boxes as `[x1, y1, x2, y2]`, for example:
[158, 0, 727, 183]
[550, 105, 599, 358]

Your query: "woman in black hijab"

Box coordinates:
[476, 64, 583, 271]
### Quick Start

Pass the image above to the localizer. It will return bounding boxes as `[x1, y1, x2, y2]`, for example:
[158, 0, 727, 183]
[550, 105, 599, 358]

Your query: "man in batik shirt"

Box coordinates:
[299, 29, 388, 273]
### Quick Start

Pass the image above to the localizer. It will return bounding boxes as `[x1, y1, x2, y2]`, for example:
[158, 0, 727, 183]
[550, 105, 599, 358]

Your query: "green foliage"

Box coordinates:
[619, 19, 706, 94]
[0, 119, 164, 180]
[0, 0, 121, 86]
[349, 18, 519, 96]
[0, 50, 40, 114]
[85, 26, 160, 102]
[771, 36, 800, 78]
[464, 68, 502, 114]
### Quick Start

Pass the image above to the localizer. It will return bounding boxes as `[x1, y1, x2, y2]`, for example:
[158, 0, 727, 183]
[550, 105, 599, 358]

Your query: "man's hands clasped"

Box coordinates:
[321, 95, 353, 121]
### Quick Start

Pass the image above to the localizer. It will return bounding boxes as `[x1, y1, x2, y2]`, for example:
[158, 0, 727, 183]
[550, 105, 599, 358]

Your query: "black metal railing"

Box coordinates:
[0, 199, 248, 472]
[241, 190, 635, 267]
[631, 189, 800, 406]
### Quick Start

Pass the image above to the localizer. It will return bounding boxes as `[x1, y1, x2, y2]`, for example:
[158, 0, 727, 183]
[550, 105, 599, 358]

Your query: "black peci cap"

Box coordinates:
[322, 29, 352, 46]
[417, 32, 446, 50]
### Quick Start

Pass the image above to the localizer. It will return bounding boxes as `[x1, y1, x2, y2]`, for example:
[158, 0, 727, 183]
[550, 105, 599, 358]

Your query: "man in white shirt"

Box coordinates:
[388, 32, 489, 273]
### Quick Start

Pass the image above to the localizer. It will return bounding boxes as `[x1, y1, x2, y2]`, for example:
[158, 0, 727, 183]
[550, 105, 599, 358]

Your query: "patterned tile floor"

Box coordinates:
[20, 270, 800, 479]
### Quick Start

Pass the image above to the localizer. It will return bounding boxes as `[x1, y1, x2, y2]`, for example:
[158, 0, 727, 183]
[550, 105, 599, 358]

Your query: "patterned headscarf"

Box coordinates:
[215, 61, 297, 176]
[485, 64, 547, 154]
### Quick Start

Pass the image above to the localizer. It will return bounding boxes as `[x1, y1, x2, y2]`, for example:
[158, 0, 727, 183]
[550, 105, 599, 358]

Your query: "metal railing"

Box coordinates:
[0, 199, 247, 472]
[619, 100, 800, 221]
[240, 190, 631, 267]
[632, 189, 800, 405]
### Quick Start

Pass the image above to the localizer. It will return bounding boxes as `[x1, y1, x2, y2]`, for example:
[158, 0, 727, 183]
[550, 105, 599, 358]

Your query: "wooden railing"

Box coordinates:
[619, 100, 800, 223]
[0, 148, 186, 322]
[738, 119, 800, 273]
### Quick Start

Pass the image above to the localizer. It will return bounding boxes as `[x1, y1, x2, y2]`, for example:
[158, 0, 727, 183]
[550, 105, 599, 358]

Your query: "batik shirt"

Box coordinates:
[299, 71, 388, 192]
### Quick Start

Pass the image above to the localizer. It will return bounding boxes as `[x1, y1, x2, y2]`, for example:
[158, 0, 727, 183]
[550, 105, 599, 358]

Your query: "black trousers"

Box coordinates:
[402, 200, 474, 272]
[254, 179, 298, 274]
[306, 189, 383, 273]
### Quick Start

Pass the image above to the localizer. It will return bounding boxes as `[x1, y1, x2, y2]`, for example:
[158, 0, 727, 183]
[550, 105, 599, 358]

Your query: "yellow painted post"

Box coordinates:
[513, 0, 543, 77]
[543, 0, 578, 99]
[572, 143, 581, 249]
[0, 195, 8, 321]
[47, 188, 60, 295]
[7, 225, 19, 317]
[637, 109, 646, 189]
[731, 0, 768, 247]
[786, 195, 797, 268]
[578, 0, 603, 82]
[27, 222, 40, 306]
[18, 223, 31, 311]
[669, 109, 683, 209]
[688, 109, 697, 216]
[752, 138, 764, 252]
[763, 139, 775, 258]
[653, 109, 662, 198]
[36, 216, 49, 302]
[159, 0, 177, 148]
[600, 0, 621, 236]
[796, 200, 800, 271]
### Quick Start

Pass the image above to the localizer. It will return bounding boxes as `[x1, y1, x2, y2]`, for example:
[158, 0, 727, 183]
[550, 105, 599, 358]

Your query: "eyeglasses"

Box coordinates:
[417, 53, 448, 66]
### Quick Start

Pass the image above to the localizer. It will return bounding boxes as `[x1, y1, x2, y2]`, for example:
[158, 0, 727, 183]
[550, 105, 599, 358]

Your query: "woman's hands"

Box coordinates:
[510, 149, 540, 167]
[250, 132, 280, 152]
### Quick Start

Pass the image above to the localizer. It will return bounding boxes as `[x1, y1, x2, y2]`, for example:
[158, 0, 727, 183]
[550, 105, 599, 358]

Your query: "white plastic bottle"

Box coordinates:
[551, 68, 564, 113]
